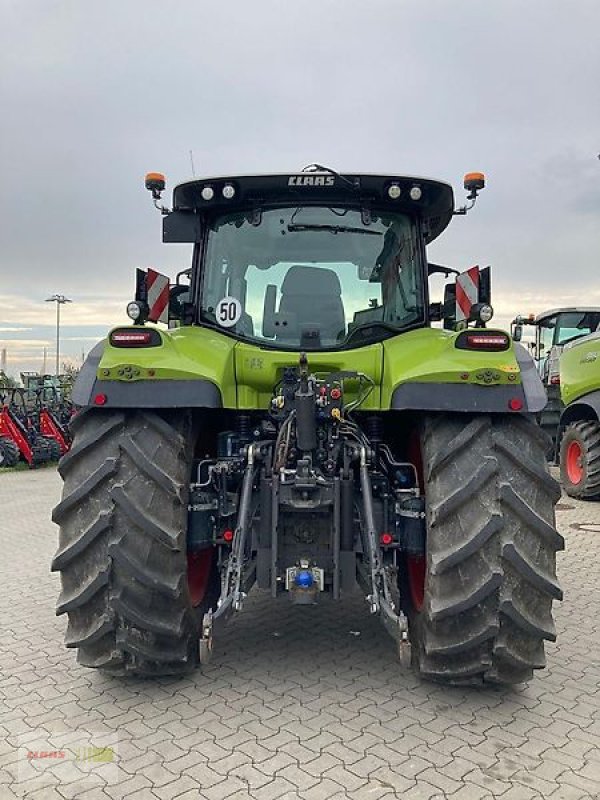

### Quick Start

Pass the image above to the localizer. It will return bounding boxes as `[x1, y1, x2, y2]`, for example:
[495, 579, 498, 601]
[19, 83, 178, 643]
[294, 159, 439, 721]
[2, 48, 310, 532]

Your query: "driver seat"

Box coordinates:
[276, 266, 345, 343]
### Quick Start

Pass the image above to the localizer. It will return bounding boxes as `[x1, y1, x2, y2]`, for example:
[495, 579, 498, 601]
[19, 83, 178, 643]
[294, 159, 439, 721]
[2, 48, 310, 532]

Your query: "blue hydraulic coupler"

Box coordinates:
[294, 570, 314, 589]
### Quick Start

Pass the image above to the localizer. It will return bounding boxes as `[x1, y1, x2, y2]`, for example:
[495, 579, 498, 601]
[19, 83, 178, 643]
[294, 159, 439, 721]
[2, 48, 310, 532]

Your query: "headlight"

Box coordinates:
[478, 304, 494, 323]
[126, 301, 142, 321]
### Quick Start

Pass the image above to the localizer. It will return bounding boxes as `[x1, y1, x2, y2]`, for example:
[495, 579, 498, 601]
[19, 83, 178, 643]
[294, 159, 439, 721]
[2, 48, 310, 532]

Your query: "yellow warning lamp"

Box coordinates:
[145, 172, 166, 200]
[464, 172, 486, 197]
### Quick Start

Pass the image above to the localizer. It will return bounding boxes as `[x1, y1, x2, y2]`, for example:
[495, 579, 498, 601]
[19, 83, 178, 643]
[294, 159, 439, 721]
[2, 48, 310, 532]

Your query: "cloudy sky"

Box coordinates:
[1, 0, 599, 376]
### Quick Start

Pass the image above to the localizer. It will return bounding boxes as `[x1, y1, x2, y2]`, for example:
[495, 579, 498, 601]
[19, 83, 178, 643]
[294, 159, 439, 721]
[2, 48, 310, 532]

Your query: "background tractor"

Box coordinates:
[52, 167, 563, 685]
[511, 308, 600, 446]
[511, 308, 600, 497]
[0, 382, 72, 468]
[555, 330, 600, 498]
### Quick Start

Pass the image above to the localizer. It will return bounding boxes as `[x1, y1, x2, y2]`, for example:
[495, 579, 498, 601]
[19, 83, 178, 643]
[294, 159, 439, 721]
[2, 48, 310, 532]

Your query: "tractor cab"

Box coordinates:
[135, 168, 490, 344]
[512, 308, 600, 384]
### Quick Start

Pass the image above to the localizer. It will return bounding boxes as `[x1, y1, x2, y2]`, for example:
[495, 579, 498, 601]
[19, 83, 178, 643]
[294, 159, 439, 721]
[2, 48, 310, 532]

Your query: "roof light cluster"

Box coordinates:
[386, 182, 423, 201]
[200, 183, 236, 202]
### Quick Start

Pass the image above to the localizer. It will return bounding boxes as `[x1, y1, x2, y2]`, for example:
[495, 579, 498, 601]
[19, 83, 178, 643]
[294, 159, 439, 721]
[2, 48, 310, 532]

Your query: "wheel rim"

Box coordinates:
[566, 440, 584, 484]
[187, 549, 214, 607]
[407, 555, 425, 612]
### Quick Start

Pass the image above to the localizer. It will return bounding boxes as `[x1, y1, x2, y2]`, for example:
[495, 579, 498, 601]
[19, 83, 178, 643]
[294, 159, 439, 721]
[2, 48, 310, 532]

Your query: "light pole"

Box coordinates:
[45, 295, 73, 376]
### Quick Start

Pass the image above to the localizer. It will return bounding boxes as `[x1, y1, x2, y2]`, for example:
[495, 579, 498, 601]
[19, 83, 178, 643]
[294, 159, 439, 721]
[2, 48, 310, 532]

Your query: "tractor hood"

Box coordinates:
[560, 331, 600, 406]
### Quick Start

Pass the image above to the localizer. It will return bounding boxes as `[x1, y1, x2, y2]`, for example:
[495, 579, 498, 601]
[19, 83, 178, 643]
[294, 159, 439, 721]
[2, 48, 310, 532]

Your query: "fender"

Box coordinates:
[560, 389, 600, 426]
[72, 341, 222, 409]
[391, 343, 547, 414]
[513, 342, 547, 413]
[391, 382, 529, 413]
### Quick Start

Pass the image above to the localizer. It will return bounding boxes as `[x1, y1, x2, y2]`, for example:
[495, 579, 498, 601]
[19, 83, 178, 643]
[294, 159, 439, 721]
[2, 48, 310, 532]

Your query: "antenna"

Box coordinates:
[189, 150, 196, 177]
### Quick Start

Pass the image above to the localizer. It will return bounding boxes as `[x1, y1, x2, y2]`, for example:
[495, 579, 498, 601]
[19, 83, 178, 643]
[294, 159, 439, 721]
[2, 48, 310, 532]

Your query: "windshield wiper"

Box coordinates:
[287, 224, 382, 236]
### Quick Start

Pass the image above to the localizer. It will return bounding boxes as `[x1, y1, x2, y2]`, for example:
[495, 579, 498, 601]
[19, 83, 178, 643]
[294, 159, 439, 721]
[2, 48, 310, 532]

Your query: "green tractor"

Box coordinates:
[511, 308, 600, 446]
[511, 308, 600, 497]
[52, 167, 563, 684]
[556, 329, 600, 498]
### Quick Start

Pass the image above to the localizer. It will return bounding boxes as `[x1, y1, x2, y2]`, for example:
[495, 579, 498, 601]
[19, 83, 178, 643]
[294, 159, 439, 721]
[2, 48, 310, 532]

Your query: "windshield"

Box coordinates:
[553, 312, 600, 345]
[200, 206, 425, 350]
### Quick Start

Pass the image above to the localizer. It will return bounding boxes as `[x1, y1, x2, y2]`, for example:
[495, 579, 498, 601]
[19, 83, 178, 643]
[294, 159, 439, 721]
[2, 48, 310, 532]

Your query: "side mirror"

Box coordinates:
[512, 324, 523, 342]
[169, 285, 190, 324]
[442, 284, 456, 330]
[429, 302, 443, 322]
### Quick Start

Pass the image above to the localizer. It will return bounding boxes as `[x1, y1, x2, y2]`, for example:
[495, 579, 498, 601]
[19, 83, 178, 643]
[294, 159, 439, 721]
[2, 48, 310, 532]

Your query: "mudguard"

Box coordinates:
[560, 389, 600, 426]
[391, 343, 546, 414]
[514, 342, 548, 412]
[391, 382, 529, 413]
[72, 342, 222, 409]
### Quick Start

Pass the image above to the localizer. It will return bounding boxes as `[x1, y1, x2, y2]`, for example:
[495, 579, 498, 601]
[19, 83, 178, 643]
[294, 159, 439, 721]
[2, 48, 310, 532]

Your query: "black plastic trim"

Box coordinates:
[560, 389, 600, 425]
[514, 343, 547, 413]
[391, 382, 528, 413]
[72, 342, 105, 406]
[77, 378, 222, 409]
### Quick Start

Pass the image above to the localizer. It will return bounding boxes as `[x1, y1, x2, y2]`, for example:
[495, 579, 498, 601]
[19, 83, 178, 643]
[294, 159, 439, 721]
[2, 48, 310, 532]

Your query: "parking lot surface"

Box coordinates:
[1, 466, 599, 800]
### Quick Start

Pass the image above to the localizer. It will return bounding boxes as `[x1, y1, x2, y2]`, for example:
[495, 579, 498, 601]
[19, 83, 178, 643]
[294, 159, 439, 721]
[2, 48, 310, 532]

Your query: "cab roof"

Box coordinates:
[170, 172, 455, 244]
[535, 307, 600, 323]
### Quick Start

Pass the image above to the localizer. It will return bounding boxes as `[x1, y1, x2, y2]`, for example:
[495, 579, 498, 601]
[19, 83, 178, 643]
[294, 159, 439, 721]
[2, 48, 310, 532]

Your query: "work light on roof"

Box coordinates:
[387, 183, 401, 200]
[410, 185, 422, 201]
[201, 186, 215, 201]
[222, 184, 236, 199]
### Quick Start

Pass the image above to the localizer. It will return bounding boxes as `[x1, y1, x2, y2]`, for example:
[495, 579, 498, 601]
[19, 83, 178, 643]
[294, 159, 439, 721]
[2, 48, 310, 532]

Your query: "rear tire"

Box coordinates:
[52, 408, 218, 676]
[411, 413, 563, 685]
[559, 421, 600, 498]
[0, 437, 20, 467]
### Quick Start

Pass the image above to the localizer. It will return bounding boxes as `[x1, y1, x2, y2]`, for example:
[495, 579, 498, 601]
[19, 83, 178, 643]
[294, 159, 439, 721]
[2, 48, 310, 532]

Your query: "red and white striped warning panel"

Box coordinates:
[146, 269, 170, 324]
[455, 266, 480, 322]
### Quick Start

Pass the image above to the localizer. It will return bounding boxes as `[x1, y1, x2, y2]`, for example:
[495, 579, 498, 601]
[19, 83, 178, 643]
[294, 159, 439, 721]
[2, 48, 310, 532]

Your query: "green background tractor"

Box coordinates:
[52, 167, 563, 685]
[512, 308, 600, 447]
[512, 308, 600, 497]
[557, 329, 600, 498]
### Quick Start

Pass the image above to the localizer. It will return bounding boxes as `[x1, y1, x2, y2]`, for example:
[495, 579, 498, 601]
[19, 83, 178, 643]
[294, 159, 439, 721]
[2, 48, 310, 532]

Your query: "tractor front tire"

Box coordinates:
[413, 413, 563, 685]
[52, 408, 217, 676]
[0, 437, 20, 467]
[559, 421, 600, 499]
